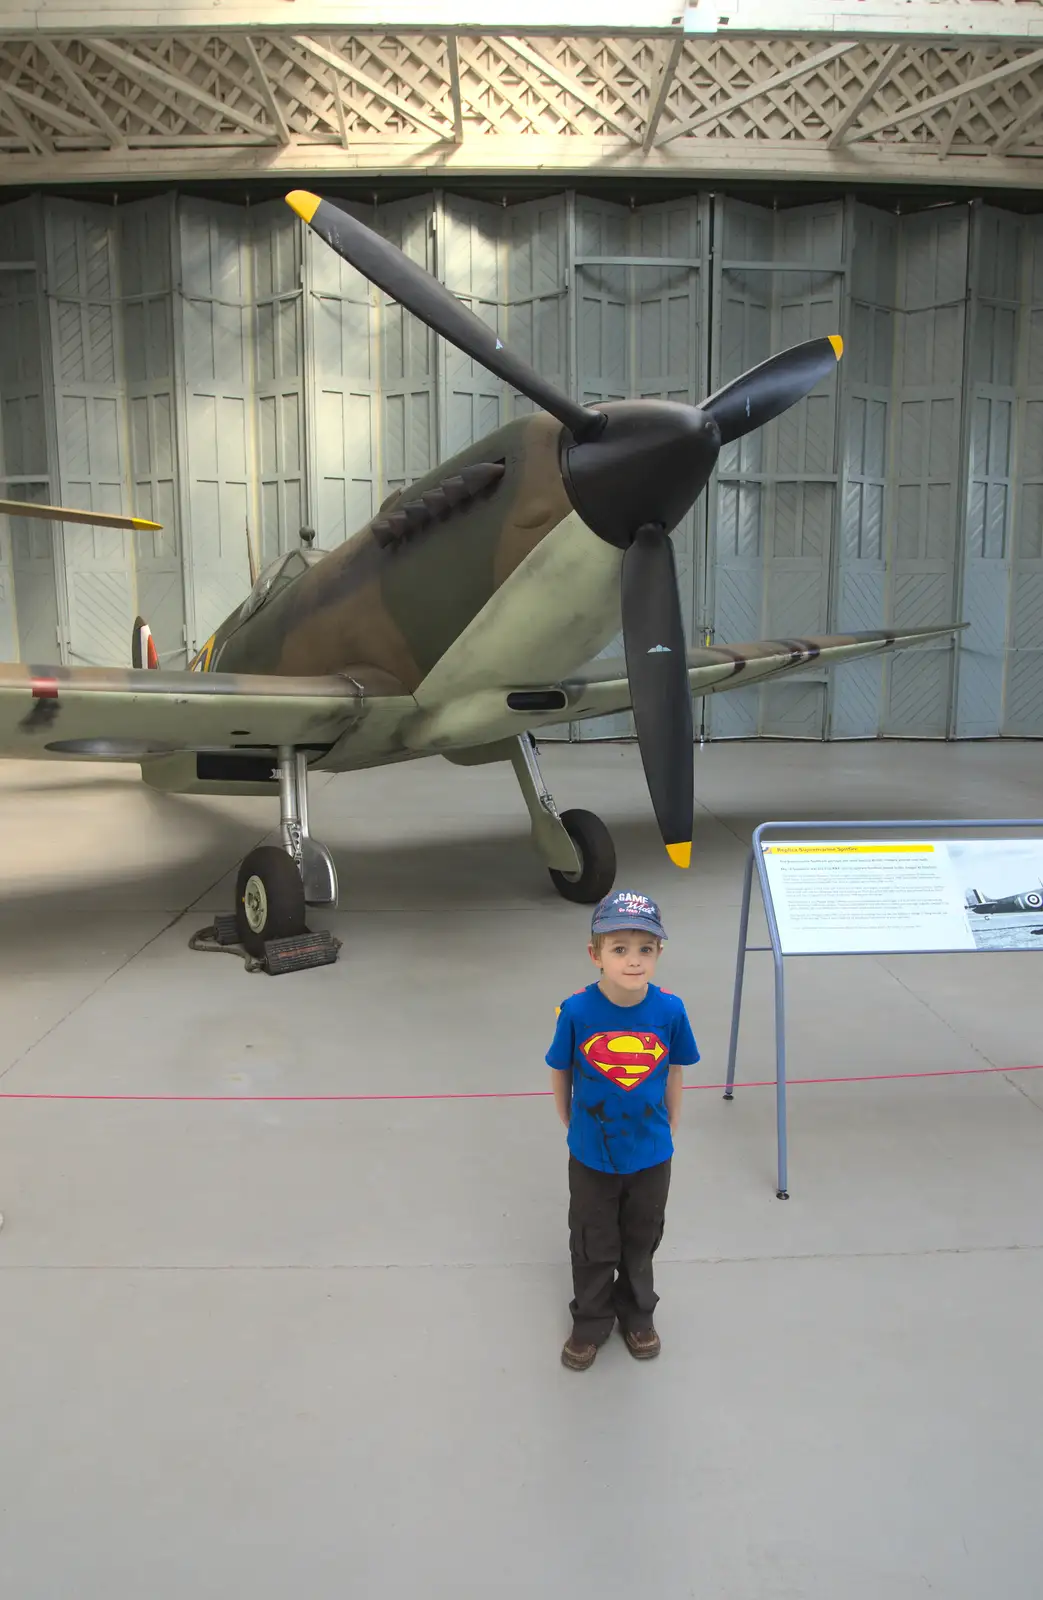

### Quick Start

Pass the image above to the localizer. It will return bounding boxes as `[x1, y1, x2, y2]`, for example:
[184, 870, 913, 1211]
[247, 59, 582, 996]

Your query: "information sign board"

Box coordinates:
[760, 839, 1043, 956]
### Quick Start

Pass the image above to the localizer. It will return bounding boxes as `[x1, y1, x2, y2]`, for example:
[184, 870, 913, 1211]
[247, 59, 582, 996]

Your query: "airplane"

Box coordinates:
[0, 189, 963, 958]
[966, 883, 1043, 916]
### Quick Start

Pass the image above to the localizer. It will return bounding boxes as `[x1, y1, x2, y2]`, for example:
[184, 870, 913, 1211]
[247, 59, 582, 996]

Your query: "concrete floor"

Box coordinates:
[1, 739, 1042, 1598]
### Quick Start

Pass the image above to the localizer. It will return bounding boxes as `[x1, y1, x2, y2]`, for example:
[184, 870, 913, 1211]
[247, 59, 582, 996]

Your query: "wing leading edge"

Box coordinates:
[0, 663, 368, 758]
[557, 625, 965, 724]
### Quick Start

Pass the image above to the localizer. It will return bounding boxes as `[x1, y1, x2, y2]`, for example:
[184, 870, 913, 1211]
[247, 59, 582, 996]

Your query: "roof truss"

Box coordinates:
[4, 26, 1043, 185]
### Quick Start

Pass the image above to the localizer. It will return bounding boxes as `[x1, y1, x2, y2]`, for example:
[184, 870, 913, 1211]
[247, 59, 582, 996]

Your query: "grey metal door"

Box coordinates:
[45, 199, 134, 666]
[304, 199, 379, 550]
[120, 196, 186, 665]
[0, 244, 59, 663]
[175, 198, 255, 650]
[574, 194, 707, 740]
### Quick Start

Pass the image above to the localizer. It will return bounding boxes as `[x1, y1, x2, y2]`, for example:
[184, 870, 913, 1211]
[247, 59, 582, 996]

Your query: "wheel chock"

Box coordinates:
[211, 912, 241, 946]
[262, 928, 340, 975]
[189, 918, 340, 974]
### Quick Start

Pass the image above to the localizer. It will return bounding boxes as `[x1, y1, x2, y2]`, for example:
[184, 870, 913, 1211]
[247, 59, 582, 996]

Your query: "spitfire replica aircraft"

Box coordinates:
[0, 190, 961, 957]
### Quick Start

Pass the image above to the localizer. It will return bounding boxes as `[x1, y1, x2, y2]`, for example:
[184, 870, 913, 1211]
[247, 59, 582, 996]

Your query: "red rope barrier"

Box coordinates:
[0, 1062, 1039, 1104]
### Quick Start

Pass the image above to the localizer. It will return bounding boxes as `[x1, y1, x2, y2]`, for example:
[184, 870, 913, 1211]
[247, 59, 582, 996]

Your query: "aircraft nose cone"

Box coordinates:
[560, 400, 720, 549]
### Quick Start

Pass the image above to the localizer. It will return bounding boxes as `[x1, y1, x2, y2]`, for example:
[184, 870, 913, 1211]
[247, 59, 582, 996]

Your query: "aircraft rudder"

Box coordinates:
[132, 616, 159, 670]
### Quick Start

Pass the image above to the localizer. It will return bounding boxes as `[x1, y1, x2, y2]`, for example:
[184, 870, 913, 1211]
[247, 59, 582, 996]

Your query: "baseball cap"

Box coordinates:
[590, 889, 667, 941]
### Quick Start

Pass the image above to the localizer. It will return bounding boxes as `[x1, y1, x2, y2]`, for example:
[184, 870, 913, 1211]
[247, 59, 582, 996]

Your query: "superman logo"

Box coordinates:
[580, 1031, 667, 1091]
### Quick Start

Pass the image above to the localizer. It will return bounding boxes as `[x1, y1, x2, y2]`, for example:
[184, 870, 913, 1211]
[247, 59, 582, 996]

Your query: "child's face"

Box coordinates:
[590, 928, 662, 993]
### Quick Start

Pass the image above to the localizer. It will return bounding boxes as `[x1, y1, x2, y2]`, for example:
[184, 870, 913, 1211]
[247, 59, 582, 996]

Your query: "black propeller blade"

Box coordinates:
[701, 335, 843, 446]
[621, 527, 693, 870]
[286, 191, 605, 444]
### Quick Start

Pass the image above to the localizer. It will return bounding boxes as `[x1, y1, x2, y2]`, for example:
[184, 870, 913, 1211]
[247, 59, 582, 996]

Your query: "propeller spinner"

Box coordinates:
[286, 190, 843, 869]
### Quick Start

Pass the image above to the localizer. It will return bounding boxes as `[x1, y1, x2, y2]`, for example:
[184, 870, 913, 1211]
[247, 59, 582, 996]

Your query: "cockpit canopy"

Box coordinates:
[239, 546, 328, 623]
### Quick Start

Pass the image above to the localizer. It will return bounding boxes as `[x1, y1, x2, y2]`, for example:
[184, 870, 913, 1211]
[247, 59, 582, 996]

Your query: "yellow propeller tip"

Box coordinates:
[285, 190, 321, 224]
[131, 518, 162, 531]
[666, 842, 692, 869]
[828, 334, 844, 359]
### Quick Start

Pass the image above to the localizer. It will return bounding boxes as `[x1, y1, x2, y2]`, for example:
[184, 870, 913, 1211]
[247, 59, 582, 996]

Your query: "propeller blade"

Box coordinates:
[286, 191, 604, 444]
[621, 526, 694, 869]
[701, 335, 843, 447]
[0, 498, 161, 531]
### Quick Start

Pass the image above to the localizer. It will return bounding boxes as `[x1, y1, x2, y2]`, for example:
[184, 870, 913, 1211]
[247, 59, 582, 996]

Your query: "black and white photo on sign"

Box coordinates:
[948, 841, 1043, 951]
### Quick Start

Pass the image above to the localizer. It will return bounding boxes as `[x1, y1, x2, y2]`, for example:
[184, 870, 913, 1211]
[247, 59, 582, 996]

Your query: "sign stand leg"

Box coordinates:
[773, 944, 789, 1200]
[724, 848, 755, 1102]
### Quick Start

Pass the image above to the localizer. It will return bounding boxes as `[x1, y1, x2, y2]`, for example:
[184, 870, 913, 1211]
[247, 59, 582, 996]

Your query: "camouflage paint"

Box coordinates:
[207, 412, 571, 694]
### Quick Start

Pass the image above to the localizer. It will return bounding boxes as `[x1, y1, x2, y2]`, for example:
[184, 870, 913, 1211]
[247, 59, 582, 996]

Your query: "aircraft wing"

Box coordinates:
[0, 663, 376, 758]
[558, 625, 964, 723]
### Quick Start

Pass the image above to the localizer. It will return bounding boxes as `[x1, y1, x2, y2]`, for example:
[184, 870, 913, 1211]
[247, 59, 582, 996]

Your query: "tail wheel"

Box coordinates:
[548, 808, 617, 905]
[235, 845, 307, 956]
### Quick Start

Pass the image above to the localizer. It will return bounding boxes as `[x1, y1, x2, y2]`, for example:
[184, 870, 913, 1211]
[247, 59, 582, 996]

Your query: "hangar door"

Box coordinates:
[572, 195, 708, 740]
[707, 199, 844, 740]
[705, 196, 1043, 743]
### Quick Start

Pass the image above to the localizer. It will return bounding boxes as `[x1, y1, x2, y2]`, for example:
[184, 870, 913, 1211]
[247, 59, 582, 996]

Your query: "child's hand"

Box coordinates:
[551, 1068, 572, 1128]
[666, 1064, 683, 1132]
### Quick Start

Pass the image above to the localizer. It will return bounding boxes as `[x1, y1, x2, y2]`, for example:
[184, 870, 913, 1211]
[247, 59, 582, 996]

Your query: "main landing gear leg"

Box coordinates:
[510, 735, 617, 906]
[234, 747, 338, 956]
[277, 748, 338, 910]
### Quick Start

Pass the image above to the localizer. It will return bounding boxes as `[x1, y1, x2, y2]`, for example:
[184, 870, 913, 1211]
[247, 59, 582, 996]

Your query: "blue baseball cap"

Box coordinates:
[590, 889, 667, 940]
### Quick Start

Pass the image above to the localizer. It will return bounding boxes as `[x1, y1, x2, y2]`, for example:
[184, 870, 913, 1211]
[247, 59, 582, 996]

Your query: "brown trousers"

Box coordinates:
[567, 1155, 671, 1343]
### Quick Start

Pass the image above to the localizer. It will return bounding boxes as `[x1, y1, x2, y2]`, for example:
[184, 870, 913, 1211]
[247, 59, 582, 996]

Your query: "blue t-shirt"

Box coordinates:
[546, 983, 699, 1175]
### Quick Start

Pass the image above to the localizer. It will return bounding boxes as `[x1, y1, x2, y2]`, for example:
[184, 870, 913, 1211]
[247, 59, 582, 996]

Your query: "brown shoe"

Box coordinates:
[561, 1336, 598, 1371]
[623, 1326, 661, 1359]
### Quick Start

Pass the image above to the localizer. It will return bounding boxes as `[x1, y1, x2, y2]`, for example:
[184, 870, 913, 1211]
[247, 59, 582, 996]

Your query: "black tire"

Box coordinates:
[548, 808, 617, 905]
[235, 845, 307, 956]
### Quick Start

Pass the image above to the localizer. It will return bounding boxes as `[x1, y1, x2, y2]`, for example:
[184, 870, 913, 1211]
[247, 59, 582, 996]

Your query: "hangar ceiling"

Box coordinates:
[4, 3, 1043, 188]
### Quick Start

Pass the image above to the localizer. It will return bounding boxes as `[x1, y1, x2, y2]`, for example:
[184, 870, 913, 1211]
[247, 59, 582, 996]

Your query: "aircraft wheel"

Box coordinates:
[235, 845, 307, 956]
[548, 808, 617, 906]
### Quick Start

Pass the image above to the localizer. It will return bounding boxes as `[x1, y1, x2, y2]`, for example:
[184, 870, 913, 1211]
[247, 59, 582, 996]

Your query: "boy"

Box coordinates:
[546, 890, 699, 1371]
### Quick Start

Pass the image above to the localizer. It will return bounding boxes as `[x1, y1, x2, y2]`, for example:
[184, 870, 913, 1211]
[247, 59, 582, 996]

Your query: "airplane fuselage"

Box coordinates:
[184, 411, 625, 767]
[968, 889, 1043, 915]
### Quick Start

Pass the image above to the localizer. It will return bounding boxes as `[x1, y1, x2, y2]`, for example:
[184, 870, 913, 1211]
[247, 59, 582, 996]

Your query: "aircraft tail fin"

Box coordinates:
[132, 616, 159, 670]
[967, 888, 986, 906]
